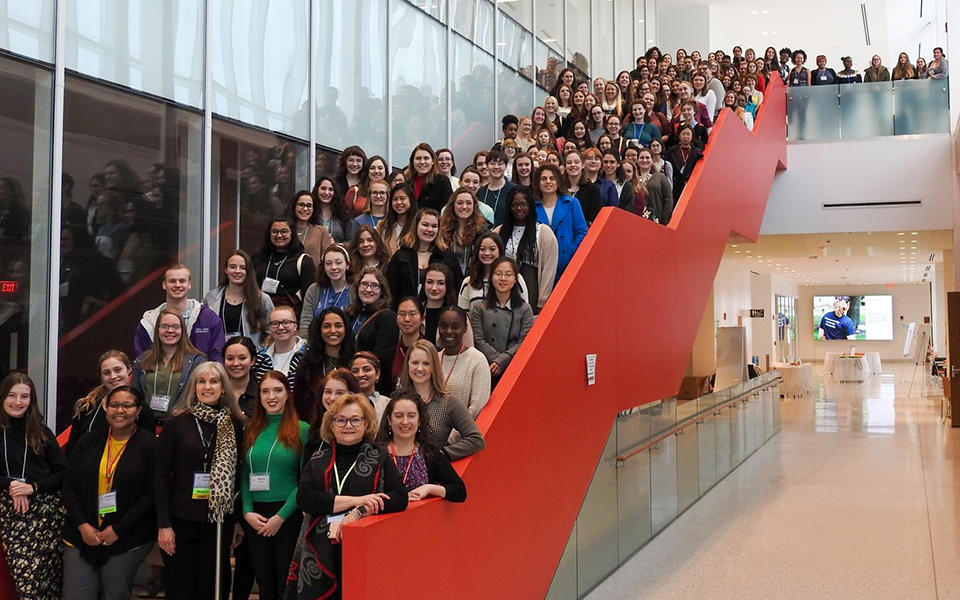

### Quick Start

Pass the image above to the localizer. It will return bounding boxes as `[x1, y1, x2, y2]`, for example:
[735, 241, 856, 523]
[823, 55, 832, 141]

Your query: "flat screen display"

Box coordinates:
[813, 295, 893, 340]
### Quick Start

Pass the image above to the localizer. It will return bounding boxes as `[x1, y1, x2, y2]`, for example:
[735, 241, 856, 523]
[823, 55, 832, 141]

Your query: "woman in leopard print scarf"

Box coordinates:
[156, 362, 246, 599]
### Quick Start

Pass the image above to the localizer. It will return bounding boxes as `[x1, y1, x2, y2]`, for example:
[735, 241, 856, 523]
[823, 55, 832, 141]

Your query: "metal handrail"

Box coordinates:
[615, 375, 782, 465]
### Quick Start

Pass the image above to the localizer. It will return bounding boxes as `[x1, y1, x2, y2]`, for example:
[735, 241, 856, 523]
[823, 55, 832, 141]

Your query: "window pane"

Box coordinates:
[499, 0, 531, 31]
[211, 0, 310, 139]
[213, 119, 310, 276]
[0, 57, 53, 402]
[66, 0, 204, 107]
[496, 12, 533, 73]
[407, 0, 446, 23]
[58, 75, 203, 430]
[592, 0, 614, 78]
[391, 1, 448, 162]
[615, 0, 635, 73]
[498, 63, 533, 128]
[642, 0, 655, 48]
[0, 0, 55, 63]
[535, 40, 563, 92]
[451, 35, 495, 171]
[535, 0, 563, 55]
[566, 0, 590, 75]
[452, 0, 494, 54]
[316, 0, 387, 157]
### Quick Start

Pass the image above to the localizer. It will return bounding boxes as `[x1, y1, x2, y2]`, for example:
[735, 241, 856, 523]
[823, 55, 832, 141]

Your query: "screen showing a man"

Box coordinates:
[818, 296, 856, 340]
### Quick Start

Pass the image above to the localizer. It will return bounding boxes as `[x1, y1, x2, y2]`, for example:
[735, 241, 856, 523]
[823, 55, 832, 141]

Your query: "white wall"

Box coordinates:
[657, 3, 710, 60]
[761, 135, 954, 235]
[797, 283, 932, 361]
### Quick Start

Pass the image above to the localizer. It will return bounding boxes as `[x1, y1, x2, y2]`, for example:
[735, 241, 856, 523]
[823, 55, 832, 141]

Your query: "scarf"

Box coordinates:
[190, 402, 236, 523]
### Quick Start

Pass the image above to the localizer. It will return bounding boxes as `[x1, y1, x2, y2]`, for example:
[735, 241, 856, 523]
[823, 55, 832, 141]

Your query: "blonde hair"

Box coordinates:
[175, 361, 246, 421]
[399, 339, 450, 399]
[320, 392, 378, 443]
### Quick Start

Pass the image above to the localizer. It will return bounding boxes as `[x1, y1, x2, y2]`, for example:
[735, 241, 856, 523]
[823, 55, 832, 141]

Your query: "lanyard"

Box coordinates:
[321, 286, 347, 310]
[152, 363, 175, 401]
[268, 252, 288, 280]
[87, 402, 102, 432]
[441, 345, 465, 388]
[389, 443, 417, 485]
[2, 429, 27, 481]
[483, 186, 503, 214]
[333, 456, 360, 494]
[104, 427, 134, 490]
[219, 294, 245, 336]
[351, 313, 368, 335]
[247, 434, 280, 474]
[194, 417, 214, 472]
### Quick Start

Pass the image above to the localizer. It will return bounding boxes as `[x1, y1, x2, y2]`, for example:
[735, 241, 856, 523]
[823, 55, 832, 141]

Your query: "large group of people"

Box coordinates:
[0, 41, 948, 599]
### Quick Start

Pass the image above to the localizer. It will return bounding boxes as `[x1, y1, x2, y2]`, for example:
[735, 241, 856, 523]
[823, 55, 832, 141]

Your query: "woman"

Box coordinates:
[312, 177, 355, 243]
[223, 336, 268, 417]
[253, 216, 316, 316]
[240, 371, 309, 600]
[132, 309, 205, 423]
[376, 184, 417, 256]
[601, 81, 625, 118]
[532, 106, 552, 135]
[864, 54, 891, 82]
[285, 393, 407, 600]
[398, 340, 485, 459]
[457, 231, 529, 309]
[666, 125, 704, 198]
[62, 386, 156, 600]
[303, 368, 360, 458]
[333, 146, 366, 216]
[669, 100, 710, 149]
[493, 189, 558, 312]
[724, 90, 754, 131]
[204, 249, 275, 342]
[515, 116, 536, 153]
[472, 151, 490, 186]
[66, 350, 157, 454]
[0, 372, 67, 600]
[287, 190, 334, 262]
[636, 147, 674, 225]
[354, 155, 389, 216]
[561, 150, 604, 223]
[556, 84, 574, 120]
[568, 119, 594, 150]
[536, 163, 587, 281]
[435, 148, 459, 189]
[419, 262, 459, 343]
[352, 179, 389, 229]
[408, 143, 453, 213]
[534, 127, 558, 152]
[763, 46, 778, 75]
[436, 308, 490, 420]
[385, 208, 462, 305]
[549, 67, 577, 99]
[470, 257, 534, 386]
[294, 307, 356, 422]
[927, 47, 949, 79]
[375, 390, 467, 501]
[916, 56, 928, 79]
[745, 60, 766, 92]
[891, 52, 917, 80]
[392, 297, 424, 390]
[261, 305, 306, 388]
[350, 351, 390, 422]
[649, 138, 673, 183]
[583, 93, 599, 114]
[347, 267, 399, 395]
[349, 224, 390, 274]
[299, 244, 352, 337]
[621, 159, 653, 220]
[692, 73, 717, 120]
[440, 187, 489, 278]
[458, 166, 482, 196]
[155, 362, 245, 599]
[788, 49, 811, 86]
[587, 105, 606, 141]
[511, 153, 534, 190]
[604, 151, 636, 214]
[623, 101, 662, 147]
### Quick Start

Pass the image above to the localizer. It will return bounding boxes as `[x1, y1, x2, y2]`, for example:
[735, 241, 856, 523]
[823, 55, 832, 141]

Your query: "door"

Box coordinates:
[946, 292, 960, 426]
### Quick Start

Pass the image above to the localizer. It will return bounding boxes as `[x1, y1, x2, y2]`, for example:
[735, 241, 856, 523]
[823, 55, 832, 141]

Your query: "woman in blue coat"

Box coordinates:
[533, 164, 588, 281]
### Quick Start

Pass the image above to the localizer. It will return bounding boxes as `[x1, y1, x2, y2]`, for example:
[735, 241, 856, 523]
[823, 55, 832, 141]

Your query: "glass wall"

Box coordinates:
[0, 0, 56, 63]
[451, 34, 496, 169]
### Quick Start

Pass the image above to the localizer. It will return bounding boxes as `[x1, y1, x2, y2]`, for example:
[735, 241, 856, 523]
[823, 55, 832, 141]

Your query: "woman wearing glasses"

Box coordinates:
[286, 393, 406, 599]
[62, 386, 157, 600]
[253, 217, 316, 318]
[286, 191, 333, 263]
[261, 306, 307, 391]
[132, 310, 205, 424]
[346, 268, 398, 395]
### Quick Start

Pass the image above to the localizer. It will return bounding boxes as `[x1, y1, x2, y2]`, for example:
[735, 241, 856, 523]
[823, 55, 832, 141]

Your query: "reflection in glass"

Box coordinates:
[535, 0, 563, 56]
[592, 0, 614, 78]
[450, 35, 495, 172]
[391, 1, 448, 161]
[566, 0, 590, 76]
[0, 0, 55, 62]
[614, 0, 635, 75]
[497, 12, 533, 75]
[0, 57, 52, 400]
[58, 74, 203, 430]
[210, 0, 310, 139]
[649, 435, 678, 534]
[839, 81, 894, 138]
[66, 0, 204, 107]
[315, 0, 388, 157]
[498, 64, 534, 132]
[893, 79, 951, 135]
[786, 85, 840, 141]
[451, 0, 493, 53]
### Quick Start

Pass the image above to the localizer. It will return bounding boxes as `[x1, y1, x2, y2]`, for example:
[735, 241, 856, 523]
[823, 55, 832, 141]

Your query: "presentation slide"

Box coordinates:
[813, 295, 893, 341]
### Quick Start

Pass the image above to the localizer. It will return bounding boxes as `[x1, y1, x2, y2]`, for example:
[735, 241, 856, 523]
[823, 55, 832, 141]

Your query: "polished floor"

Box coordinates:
[586, 364, 960, 600]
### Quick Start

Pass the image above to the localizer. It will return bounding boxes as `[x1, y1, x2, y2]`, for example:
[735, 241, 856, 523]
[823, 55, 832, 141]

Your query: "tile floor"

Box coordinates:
[586, 364, 960, 600]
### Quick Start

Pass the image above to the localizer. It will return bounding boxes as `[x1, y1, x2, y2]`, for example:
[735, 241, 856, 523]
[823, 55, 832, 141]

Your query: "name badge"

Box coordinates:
[262, 277, 280, 294]
[326, 513, 345, 525]
[249, 473, 270, 492]
[98, 491, 118, 516]
[192, 472, 211, 500]
[820, 74, 827, 80]
[150, 395, 170, 412]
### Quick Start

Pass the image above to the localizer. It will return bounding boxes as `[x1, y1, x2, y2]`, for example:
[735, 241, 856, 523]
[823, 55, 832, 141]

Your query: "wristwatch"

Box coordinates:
[354, 505, 368, 517]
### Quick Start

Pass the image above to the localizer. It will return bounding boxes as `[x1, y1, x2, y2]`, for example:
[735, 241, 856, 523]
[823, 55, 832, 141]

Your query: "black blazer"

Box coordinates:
[385, 247, 463, 308]
[352, 307, 399, 395]
[666, 144, 704, 201]
[570, 183, 604, 223]
[62, 427, 157, 565]
[415, 175, 454, 212]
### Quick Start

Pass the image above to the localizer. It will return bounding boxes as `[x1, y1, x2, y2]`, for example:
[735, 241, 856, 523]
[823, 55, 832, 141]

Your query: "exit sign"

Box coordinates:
[0, 281, 16, 294]
[749, 309, 764, 318]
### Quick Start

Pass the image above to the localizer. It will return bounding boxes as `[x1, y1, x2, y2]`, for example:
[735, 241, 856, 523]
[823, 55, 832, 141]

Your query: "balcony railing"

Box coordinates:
[786, 78, 950, 141]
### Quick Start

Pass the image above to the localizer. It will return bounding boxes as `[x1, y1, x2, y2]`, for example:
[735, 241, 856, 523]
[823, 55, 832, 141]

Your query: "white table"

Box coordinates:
[824, 352, 840, 376]
[864, 352, 882, 375]
[774, 363, 814, 396]
[835, 356, 869, 382]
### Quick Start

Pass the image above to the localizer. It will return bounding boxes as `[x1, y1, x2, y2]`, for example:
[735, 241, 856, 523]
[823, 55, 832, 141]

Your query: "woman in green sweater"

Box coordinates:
[240, 370, 309, 600]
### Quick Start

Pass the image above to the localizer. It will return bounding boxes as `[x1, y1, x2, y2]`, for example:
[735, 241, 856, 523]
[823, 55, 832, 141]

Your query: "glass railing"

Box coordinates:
[786, 78, 950, 141]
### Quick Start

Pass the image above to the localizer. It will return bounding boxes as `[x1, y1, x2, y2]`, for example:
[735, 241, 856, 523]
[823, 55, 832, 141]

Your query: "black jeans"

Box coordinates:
[160, 517, 232, 600]
[242, 501, 303, 600]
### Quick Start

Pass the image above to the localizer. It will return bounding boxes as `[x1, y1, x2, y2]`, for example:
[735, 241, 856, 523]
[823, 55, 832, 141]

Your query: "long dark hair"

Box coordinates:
[312, 176, 352, 224]
[418, 262, 458, 308]
[261, 216, 306, 256]
[375, 389, 436, 456]
[0, 372, 49, 453]
[349, 225, 390, 270]
[305, 307, 356, 369]
[219, 249, 268, 336]
[484, 257, 524, 309]
[337, 146, 368, 179]
[467, 231, 504, 290]
[377, 183, 418, 243]
[499, 188, 539, 267]
[286, 190, 319, 225]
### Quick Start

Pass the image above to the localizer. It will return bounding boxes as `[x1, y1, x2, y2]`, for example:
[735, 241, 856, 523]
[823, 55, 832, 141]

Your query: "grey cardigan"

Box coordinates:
[470, 299, 534, 370]
[203, 286, 275, 344]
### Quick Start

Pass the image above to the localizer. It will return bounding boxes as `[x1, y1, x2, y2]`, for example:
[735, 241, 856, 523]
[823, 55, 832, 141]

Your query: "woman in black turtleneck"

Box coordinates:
[346, 267, 398, 395]
[252, 216, 316, 318]
[155, 362, 246, 599]
[286, 393, 406, 600]
[0, 372, 67, 600]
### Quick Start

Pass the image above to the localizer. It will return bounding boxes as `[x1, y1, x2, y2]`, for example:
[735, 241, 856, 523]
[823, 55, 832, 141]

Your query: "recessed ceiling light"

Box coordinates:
[897, 232, 905, 235]
[911, 232, 919, 235]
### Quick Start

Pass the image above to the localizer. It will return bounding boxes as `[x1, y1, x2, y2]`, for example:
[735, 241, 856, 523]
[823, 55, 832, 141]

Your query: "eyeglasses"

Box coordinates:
[269, 319, 297, 329]
[158, 324, 182, 331]
[106, 402, 138, 411]
[370, 190, 388, 196]
[493, 271, 516, 279]
[295, 202, 313, 209]
[271, 229, 292, 236]
[359, 281, 381, 290]
[333, 416, 364, 428]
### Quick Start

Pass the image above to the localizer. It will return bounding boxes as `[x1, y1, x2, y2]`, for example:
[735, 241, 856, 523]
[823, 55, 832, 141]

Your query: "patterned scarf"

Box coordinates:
[190, 402, 236, 523]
